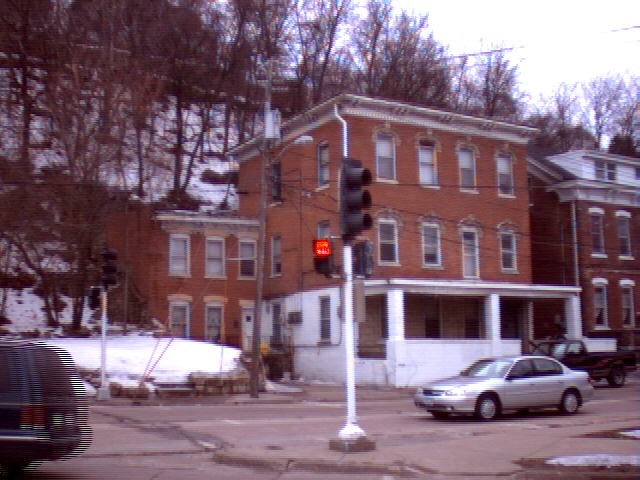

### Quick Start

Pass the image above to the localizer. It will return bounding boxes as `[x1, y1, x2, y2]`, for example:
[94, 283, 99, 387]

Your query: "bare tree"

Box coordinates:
[581, 75, 624, 149]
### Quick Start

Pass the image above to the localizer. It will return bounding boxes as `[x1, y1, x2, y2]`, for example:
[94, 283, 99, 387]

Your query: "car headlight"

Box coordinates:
[444, 387, 468, 396]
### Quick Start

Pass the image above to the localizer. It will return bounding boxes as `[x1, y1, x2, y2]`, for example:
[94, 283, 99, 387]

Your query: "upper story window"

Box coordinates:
[239, 239, 256, 278]
[418, 140, 437, 186]
[616, 212, 632, 258]
[594, 160, 616, 181]
[457, 147, 476, 191]
[376, 133, 396, 181]
[169, 234, 190, 276]
[271, 235, 282, 276]
[589, 210, 606, 256]
[461, 229, 479, 278]
[422, 222, 442, 267]
[496, 154, 514, 196]
[592, 279, 608, 328]
[499, 230, 517, 272]
[271, 161, 282, 202]
[317, 142, 330, 187]
[205, 237, 224, 277]
[620, 282, 635, 327]
[317, 220, 330, 239]
[378, 219, 398, 264]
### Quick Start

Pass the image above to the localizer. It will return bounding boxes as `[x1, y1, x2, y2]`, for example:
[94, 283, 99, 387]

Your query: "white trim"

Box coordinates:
[615, 210, 631, 218]
[592, 277, 609, 285]
[620, 279, 636, 286]
[588, 206, 604, 215]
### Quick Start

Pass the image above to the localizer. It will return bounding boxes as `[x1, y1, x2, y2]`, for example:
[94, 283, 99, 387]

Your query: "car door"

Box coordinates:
[529, 358, 565, 407]
[500, 359, 538, 410]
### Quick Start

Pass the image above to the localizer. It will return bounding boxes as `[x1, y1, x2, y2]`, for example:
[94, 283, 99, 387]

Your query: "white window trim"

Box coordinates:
[619, 283, 635, 328]
[589, 212, 606, 258]
[205, 236, 225, 278]
[461, 228, 480, 278]
[169, 234, 190, 277]
[592, 283, 609, 329]
[418, 142, 438, 187]
[378, 219, 399, 265]
[238, 238, 257, 279]
[615, 214, 633, 260]
[204, 302, 223, 342]
[271, 235, 282, 277]
[317, 142, 330, 189]
[375, 133, 396, 182]
[421, 222, 442, 268]
[499, 230, 518, 273]
[457, 147, 477, 193]
[496, 154, 515, 197]
[169, 300, 191, 338]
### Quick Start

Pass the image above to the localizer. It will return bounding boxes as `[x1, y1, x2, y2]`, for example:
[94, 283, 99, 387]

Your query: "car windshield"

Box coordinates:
[462, 359, 512, 378]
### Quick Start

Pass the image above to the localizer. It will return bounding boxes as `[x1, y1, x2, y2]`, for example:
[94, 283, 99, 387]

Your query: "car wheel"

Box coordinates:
[475, 394, 500, 420]
[607, 366, 626, 388]
[559, 389, 581, 414]
[431, 411, 450, 419]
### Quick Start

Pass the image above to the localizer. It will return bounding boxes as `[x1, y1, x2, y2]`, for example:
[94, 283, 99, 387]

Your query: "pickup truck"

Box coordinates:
[531, 339, 637, 387]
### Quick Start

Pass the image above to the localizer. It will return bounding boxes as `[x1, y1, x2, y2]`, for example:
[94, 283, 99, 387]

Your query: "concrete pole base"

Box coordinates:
[328, 436, 376, 453]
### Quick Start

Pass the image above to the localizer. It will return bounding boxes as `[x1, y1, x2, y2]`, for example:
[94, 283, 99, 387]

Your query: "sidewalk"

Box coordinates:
[205, 382, 640, 479]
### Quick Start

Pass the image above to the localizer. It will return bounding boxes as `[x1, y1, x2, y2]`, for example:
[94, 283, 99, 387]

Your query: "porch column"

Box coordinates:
[523, 301, 534, 352]
[484, 293, 501, 355]
[564, 295, 582, 339]
[385, 289, 405, 386]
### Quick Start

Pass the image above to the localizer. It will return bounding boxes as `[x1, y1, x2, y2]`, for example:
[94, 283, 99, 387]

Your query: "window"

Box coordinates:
[205, 304, 222, 342]
[169, 234, 189, 276]
[594, 160, 616, 181]
[636, 167, 640, 180]
[271, 161, 282, 202]
[593, 284, 608, 327]
[378, 220, 398, 263]
[499, 231, 517, 272]
[271, 303, 283, 347]
[205, 237, 224, 277]
[590, 213, 605, 255]
[317, 143, 329, 187]
[422, 222, 441, 267]
[317, 220, 330, 239]
[271, 235, 282, 276]
[169, 301, 190, 338]
[461, 229, 479, 278]
[458, 147, 476, 190]
[621, 285, 634, 327]
[418, 141, 437, 185]
[616, 214, 632, 257]
[239, 239, 256, 278]
[320, 296, 331, 341]
[532, 358, 562, 375]
[496, 154, 514, 196]
[376, 133, 395, 180]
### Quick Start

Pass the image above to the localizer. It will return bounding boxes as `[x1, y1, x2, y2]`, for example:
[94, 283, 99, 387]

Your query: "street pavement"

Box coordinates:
[83, 376, 640, 479]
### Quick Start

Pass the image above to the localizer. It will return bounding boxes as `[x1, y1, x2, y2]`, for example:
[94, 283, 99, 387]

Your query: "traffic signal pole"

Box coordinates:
[96, 287, 110, 400]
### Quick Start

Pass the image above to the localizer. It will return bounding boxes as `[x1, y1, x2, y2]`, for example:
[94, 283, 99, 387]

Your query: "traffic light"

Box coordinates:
[101, 248, 118, 288]
[353, 239, 374, 277]
[313, 238, 334, 277]
[340, 158, 372, 241]
[88, 286, 101, 310]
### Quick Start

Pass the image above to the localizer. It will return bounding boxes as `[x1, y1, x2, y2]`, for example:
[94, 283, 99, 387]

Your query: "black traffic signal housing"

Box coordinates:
[88, 286, 102, 310]
[313, 238, 334, 277]
[340, 158, 372, 241]
[101, 248, 118, 288]
[353, 239, 374, 277]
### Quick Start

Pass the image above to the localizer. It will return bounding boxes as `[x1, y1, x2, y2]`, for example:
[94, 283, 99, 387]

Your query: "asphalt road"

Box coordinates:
[16, 373, 640, 480]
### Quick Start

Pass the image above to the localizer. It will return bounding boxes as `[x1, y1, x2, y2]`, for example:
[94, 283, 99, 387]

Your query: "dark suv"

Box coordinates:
[0, 340, 91, 476]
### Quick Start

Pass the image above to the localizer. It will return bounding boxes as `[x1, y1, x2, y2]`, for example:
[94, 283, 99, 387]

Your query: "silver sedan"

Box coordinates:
[414, 355, 594, 420]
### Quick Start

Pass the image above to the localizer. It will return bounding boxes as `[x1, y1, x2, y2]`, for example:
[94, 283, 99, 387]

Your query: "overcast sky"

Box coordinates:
[395, 0, 640, 100]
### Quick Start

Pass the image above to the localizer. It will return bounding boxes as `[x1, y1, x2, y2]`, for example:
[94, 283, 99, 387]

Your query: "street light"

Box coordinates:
[250, 133, 313, 398]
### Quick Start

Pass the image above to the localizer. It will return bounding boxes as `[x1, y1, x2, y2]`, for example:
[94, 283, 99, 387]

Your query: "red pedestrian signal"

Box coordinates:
[313, 238, 334, 277]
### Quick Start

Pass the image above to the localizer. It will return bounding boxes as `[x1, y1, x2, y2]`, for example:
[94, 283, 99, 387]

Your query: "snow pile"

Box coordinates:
[620, 430, 640, 439]
[547, 454, 640, 467]
[44, 335, 243, 386]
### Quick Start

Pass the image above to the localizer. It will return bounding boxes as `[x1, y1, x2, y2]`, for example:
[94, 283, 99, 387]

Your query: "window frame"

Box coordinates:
[169, 234, 190, 277]
[594, 160, 616, 181]
[204, 302, 223, 342]
[499, 230, 517, 273]
[457, 146, 477, 191]
[590, 212, 606, 256]
[319, 295, 331, 342]
[593, 283, 608, 328]
[238, 239, 257, 279]
[616, 213, 632, 258]
[496, 153, 515, 196]
[378, 219, 399, 264]
[418, 140, 438, 186]
[169, 301, 190, 338]
[375, 132, 396, 181]
[317, 142, 330, 188]
[271, 235, 282, 277]
[421, 222, 442, 267]
[205, 237, 225, 277]
[461, 228, 480, 278]
[621, 284, 634, 327]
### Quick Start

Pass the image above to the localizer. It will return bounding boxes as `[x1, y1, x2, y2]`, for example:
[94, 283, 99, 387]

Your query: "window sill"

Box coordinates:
[590, 253, 608, 259]
[238, 276, 257, 281]
[498, 193, 516, 199]
[317, 340, 332, 347]
[314, 184, 329, 192]
[419, 184, 440, 190]
[501, 269, 519, 274]
[459, 188, 479, 194]
[205, 275, 227, 279]
[169, 273, 191, 278]
[379, 262, 401, 267]
[618, 255, 635, 261]
[375, 178, 399, 184]
[423, 264, 443, 270]
[593, 326, 610, 330]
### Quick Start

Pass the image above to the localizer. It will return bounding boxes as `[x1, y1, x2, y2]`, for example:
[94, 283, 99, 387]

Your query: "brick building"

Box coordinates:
[529, 150, 640, 351]
[228, 94, 582, 386]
